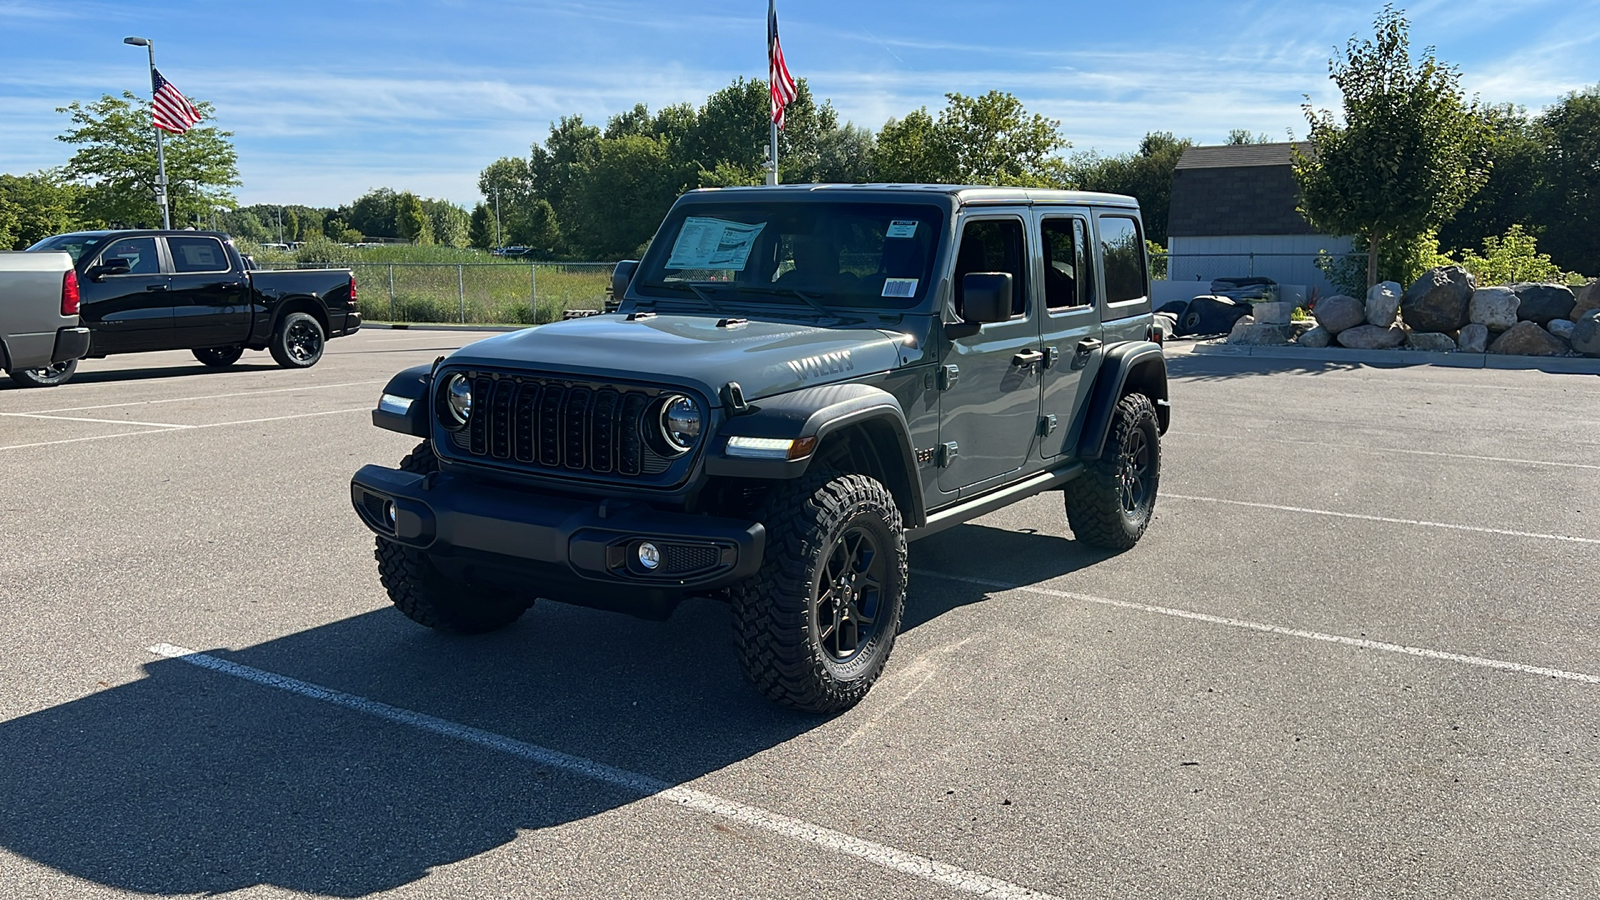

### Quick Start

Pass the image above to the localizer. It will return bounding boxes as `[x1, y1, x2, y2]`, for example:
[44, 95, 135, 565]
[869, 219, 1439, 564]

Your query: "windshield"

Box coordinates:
[26, 234, 103, 264]
[635, 200, 946, 311]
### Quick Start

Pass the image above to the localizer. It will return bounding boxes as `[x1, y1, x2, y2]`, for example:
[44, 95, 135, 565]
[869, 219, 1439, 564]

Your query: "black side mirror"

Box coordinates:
[87, 258, 132, 281]
[961, 272, 1013, 324]
[610, 260, 639, 306]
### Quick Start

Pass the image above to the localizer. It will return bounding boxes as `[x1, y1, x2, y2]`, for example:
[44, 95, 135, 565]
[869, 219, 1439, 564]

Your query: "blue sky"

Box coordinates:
[1, 0, 1596, 210]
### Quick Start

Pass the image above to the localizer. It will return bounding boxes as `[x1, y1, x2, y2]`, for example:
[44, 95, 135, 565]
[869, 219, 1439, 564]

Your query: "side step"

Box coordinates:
[907, 463, 1084, 541]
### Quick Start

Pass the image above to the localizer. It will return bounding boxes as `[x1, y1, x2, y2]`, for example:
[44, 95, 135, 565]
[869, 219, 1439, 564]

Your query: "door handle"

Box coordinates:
[145, 284, 169, 292]
[1075, 338, 1102, 354]
[1011, 349, 1045, 367]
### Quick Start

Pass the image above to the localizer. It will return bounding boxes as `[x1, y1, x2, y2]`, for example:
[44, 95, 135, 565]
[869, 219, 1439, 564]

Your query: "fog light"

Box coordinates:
[384, 500, 397, 529]
[637, 542, 661, 570]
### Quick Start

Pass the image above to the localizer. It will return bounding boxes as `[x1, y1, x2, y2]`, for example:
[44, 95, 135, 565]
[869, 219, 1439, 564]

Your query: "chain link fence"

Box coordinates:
[254, 261, 618, 325]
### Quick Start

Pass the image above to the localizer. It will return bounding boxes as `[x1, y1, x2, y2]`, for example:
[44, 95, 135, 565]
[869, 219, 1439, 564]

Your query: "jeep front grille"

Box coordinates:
[446, 373, 673, 480]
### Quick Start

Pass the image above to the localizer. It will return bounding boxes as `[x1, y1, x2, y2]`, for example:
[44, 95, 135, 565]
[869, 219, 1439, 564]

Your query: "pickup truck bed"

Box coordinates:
[0, 250, 92, 387]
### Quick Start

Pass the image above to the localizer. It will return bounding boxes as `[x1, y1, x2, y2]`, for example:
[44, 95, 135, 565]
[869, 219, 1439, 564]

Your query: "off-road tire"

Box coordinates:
[193, 346, 244, 367]
[374, 442, 532, 634]
[1064, 392, 1160, 551]
[731, 471, 908, 714]
[9, 359, 78, 387]
[269, 311, 325, 369]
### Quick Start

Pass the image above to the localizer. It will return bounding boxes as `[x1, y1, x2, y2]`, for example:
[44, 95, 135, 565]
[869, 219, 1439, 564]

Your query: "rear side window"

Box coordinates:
[96, 237, 161, 275]
[1041, 218, 1091, 310]
[954, 218, 1028, 318]
[168, 236, 229, 273]
[1099, 216, 1147, 304]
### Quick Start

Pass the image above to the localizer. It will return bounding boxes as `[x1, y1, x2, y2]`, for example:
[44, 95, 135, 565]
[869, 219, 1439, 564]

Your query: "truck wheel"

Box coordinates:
[731, 472, 908, 714]
[374, 443, 533, 634]
[270, 312, 325, 368]
[9, 360, 78, 388]
[193, 346, 244, 367]
[1064, 392, 1160, 551]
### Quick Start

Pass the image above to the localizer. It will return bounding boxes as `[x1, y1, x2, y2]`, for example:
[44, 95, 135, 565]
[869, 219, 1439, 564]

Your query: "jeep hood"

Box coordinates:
[443, 314, 917, 405]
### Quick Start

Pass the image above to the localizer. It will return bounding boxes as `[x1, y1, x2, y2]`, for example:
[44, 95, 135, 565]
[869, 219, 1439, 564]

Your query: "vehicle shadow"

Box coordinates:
[0, 361, 283, 391]
[1166, 353, 1371, 383]
[0, 523, 1102, 896]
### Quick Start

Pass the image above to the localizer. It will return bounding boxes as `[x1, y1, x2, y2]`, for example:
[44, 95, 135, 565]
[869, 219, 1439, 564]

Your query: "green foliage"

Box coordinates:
[395, 192, 433, 244]
[1316, 231, 1454, 296]
[1533, 85, 1600, 276]
[345, 188, 400, 239]
[1226, 129, 1273, 145]
[423, 198, 469, 248]
[468, 202, 493, 250]
[1457, 225, 1581, 286]
[55, 92, 239, 227]
[1294, 6, 1491, 288]
[873, 92, 1068, 187]
[1067, 132, 1194, 244]
[568, 133, 679, 259]
[0, 172, 81, 249]
[1437, 104, 1547, 257]
[1145, 240, 1168, 280]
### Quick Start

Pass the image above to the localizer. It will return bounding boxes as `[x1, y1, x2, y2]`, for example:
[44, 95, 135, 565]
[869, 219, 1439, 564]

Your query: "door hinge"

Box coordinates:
[938, 364, 960, 391]
[1038, 414, 1058, 436]
[937, 442, 959, 467]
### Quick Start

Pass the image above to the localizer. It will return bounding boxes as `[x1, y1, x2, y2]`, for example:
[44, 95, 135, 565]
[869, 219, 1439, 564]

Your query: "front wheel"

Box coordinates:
[270, 312, 325, 368]
[731, 472, 908, 714]
[9, 359, 78, 388]
[1063, 392, 1161, 550]
[194, 346, 244, 368]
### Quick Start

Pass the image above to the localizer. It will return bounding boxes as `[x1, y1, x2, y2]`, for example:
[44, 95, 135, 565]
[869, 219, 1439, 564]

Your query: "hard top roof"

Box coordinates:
[685, 183, 1139, 209]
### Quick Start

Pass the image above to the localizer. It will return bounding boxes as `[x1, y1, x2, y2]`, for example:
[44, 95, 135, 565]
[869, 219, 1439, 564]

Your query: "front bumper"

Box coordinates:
[350, 464, 764, 593]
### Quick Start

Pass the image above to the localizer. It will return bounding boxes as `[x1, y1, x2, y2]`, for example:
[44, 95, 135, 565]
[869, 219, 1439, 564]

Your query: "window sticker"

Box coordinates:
[666, 217, 767, 270]
[885, 220, 919, 239]
[882, 277, 919, 298]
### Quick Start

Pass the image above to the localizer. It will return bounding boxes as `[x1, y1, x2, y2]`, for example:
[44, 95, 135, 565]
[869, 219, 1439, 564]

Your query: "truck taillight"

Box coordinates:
[61, 269, 81, 317]
[349, 274, 357, 307]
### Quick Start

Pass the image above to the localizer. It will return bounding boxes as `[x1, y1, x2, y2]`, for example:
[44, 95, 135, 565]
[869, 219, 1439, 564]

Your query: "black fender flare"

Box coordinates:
[705, 383, 925, 527]
[371, 363, 434, 436]
[1076, 341, 1170, 462]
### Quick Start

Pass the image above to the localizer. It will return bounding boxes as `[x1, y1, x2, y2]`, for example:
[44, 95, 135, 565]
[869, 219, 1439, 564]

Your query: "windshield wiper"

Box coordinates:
[638, 281, 728, 314]
[736, 285, 841, 322]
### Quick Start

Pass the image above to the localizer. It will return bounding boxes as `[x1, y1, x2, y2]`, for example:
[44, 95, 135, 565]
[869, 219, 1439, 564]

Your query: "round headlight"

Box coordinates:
[658, 394, 702, 454]
[444, 374, 473, 426]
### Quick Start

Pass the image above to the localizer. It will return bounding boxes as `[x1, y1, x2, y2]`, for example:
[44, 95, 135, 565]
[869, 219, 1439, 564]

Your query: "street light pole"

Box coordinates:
[123, 36, 170, 229]
[494, 187, 502, 250]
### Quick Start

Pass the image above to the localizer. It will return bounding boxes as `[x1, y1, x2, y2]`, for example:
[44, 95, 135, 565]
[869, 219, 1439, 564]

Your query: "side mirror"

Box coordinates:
[87, 258, 132, 281]
[609, 260, 639, 311]
[961, 272, 1013, 324]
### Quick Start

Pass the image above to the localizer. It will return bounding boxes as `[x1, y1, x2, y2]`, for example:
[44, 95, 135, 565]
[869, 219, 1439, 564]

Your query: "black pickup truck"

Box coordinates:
[24, 230, 360, 383]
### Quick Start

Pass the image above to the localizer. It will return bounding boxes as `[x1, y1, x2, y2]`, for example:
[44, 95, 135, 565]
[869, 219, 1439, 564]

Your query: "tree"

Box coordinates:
[423, 199, 469, 247]
[872, 108, 950, 183]
[1533, 85, 1600, 276]
[872, 92, 1068, 187]
[395, 192, 432, 244]
[1293, 6, 1490, 288]
[1225, 129, 1273, 145]
[0, 172, 81, 249]
[816, 123, 876, 183]
[568, 134, 680, 258]
[468, 203, 493, 249]
[1067, 132, 1194, 245]
[1437, 104, 1547, 257]
[345, 188, 400, 239]
[56, 92, 239, 228]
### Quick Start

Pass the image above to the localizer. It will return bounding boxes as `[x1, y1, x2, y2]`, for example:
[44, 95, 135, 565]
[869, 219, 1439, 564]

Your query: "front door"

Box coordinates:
[165, 235, 250, 348]
[1036, 213, 1104, 458]
[937, 214, 1042, 493]
[79, 235, 172, 354]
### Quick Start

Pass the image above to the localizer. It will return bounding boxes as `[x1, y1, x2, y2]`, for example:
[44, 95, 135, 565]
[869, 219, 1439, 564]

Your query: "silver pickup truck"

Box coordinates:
[0, 251, 92, 387]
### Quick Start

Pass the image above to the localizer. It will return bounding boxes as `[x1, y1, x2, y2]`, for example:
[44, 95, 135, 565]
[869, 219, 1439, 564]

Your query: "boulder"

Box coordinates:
[1468, 287, 1520, 330]
[1487, 321, 1568, 356]
[1405, 332, 1456, 352]
[1401, 266, 1474, 333]
[1313, 294, 1366, 334]
[1512, 283, 1576, 326]
[1229, 323, 1296, 346]
[1226, 315, 1256, 342]
[1365, 281, 1402, 326]
[1572, 310, 1600, 356]
[1336, 324, 1406, 349]
[1569, 280, 1600, 322]
[1251, 301, 1294, 325]
[1457, 323, 1489, 353]
[1298, 325, 1332, 348]
[1548, 318, 1576, 341]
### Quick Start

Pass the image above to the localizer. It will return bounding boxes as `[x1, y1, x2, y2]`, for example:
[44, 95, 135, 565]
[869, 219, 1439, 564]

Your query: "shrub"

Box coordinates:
[1457, 225, 1583, 286]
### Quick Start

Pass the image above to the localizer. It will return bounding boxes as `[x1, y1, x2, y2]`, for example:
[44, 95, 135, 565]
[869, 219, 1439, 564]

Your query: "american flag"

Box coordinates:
[767, 0, 797, 128]
[151, 68, 202, 134]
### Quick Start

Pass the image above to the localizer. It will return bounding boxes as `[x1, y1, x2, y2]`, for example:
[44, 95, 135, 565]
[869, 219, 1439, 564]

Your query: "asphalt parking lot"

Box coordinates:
[1, 331, 1596, 899]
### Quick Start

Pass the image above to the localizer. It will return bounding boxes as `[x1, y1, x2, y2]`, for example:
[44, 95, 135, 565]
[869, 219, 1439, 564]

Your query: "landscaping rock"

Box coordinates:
[1569, 280, 1600, 321]
[1313, 294, 1366, 334]
[1548, 318, 1576, 341]
[1572, 310, 1600, 356]
[1512, 283, 1576, 326]
[1401, 266, 1474, 333]
[1226, 315, 1255, 342]
[1336, 324, 1406, 349]
[1468, 286, 1520, 330]
[1406, 332, 1457, 352]
[1488, 321, 1567, 356]
[1365, 281, 1402, 326]
[1251, 301, 1294, 325]
[1457, 323, 1489, 353]
[1298, 325, 1332, 348]
[1229, 323, 1296, 346]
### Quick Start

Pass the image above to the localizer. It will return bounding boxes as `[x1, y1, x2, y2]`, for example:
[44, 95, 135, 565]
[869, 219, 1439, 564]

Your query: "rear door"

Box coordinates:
[78, 236, 172, 354]
[165, 235, 250, 348]
[1035, 211, 1104, 459]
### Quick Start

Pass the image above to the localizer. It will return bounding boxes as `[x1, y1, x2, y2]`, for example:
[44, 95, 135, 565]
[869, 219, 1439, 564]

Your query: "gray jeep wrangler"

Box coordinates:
[351, 185, 1170, 713]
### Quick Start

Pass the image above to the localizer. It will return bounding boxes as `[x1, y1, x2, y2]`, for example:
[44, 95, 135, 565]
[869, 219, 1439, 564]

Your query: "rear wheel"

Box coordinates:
[193, 346, 244, 367]
[1064, 392, 1160, 551]
[270, 311, 325, 368]
[374, 443, 533, 634]
[9, 359, 78, 388]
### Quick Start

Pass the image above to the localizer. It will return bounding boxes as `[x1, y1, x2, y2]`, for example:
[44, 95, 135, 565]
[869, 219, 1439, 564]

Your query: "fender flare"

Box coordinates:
[1076, 341, 1169, 462]
[371, 363, 433, 436]
[705, 383, 925, 527]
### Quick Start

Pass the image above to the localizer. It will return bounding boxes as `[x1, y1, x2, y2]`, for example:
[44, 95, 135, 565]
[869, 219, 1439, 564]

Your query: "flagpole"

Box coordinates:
[768, 121, 779, 186]
[124, 36, 170, 229]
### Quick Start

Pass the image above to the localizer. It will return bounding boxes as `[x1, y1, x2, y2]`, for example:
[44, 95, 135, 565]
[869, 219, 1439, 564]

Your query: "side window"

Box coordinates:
[953, 218, 1028, 318]
[1041, 218, 1092, 310]
[168, 236, 229, 273]
[1099, 216, 1147, 304]
[96, 237, 161, 275]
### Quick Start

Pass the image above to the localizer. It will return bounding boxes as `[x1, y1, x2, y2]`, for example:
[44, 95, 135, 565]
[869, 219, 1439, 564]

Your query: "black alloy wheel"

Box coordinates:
[193, 346, 245, 368]
[814, 526, 888, 662]
[270, 312, 325, 369]
[9, 359, 78, 388]
[1115, 421, 1154, 519]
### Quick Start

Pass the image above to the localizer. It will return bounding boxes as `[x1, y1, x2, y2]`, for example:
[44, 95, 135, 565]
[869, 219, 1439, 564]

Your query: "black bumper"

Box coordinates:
[331, 311, 362, 337]
[350, 464, 764, 593]
[52, 327, 91, 363]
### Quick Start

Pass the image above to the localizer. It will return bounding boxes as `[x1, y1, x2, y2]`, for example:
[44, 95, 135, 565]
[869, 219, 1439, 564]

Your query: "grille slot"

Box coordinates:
[661, 544, 720, 575]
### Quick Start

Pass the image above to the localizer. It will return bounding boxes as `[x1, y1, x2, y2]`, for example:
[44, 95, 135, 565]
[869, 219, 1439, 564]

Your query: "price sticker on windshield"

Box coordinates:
[885, 220, 919, 239]
[882, 278, 919, 298]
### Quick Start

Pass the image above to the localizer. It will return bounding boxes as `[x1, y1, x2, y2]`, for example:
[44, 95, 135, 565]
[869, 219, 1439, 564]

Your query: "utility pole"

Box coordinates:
[122, 37, 170, 229]
[494, 187, 502, 250]
[277, 207, 283, 244]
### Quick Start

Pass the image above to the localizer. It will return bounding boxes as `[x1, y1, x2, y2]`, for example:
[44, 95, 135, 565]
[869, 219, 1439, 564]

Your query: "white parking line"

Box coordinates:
[2, 412, 193, 429]
[15, 379, 384, 415]
[913, 572, 1600, 686]
[1170, 431, 1600, 472]
[1163, 493, 1600, 545]
[0, 407, 370, 452]
[146, 643, 1062, 900]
